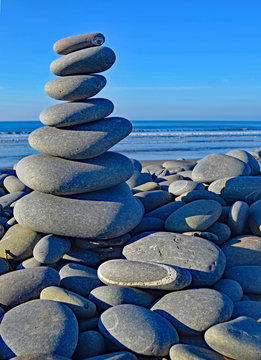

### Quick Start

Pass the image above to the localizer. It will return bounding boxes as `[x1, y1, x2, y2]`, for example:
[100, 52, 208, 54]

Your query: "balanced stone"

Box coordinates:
[192, 153, 251, 183]
[227, 149, 260, 175]
[50, 46, 116, 76]
[40, 98, 114, 127]
[228, 201, 249, 235]
[73, 330, 105, 359]
[213, 279, 243, 302]
[0, 267, 60, 307]
[169, 344, 226, 360]
[151, 288, 233, 336]
[123, 232, 226, 286]
[14, 183, 144, 238]
[33, 234, 71, 264]
[165, 199, 222, 232]
[134, 190, 173, 212]
[99, 304, 178, 356]
[16, 152, 134, 195]
[175, 189, 226, 205]
[29, 117, 132, 160]
[0, 300, 78, 357]
[249, 200, 261, 235]
[204, 316, 261, 360]
[168, 180, 204, 196]
[232, 301, 261, 322]
[225, 265, 261, 294]
[45, 75, 106, 101]
[53, 32, 105, 55]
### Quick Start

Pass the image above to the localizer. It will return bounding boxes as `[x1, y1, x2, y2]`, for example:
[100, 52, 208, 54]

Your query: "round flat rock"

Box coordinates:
[53, 32, 105, 54]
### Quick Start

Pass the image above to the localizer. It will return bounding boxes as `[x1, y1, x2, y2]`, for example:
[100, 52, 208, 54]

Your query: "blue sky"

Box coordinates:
[0, 0, 260, 121]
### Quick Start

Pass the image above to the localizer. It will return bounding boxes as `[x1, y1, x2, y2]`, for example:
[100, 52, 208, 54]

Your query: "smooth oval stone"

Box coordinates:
[204, 316, 261, 360]
[213, 279, 243, 303]
[169, 344, 226, 360]
[168, 180, 204, 196]
[40, 98, 114, 128]
[132, 182, 160, 194]
[33, 234, 71, 264]
[89, 285, 154, 311]
[163, 160, 196, 170]
[0, 191, 27, 209]
[206, 222, 231, 245]
[129, 158, 142, 172]
[129, 217, 164, 236]
[192, 153, 251, 183]
[14, 183, 144, 239]
[228, 201, 249, 236]
[59, 263, 102, 297]
[0, 258, 9, 275]
[232, 301, 261, 321]
[73, 330, 105, 359]
[54, 32, 105, 54]
[3, 176, 28, 193]
[0, 299, 78, 357]
[79, 317, 99, 332]
[227, 149, 260, 175]
[41, 286, 96, 320]
[145, 201, 185, 220]
[10, 355, 70, 360]
[0, 267, 60, 307]
[30, 117, 132, 160]
[225, 266, 261, 294]
[0, 224, 42, 261]
[165, 199, 222, 232]
[99, 304, 178, 356]
[16, 257, 47, 270]
[175, 189, 226, 205]
[62, 249, 101, 267]
[16, 152, 133, 195]
[151, 288, 233, 336]
[98, 259, 192, 291]
[126, 171, 152, 189]
[85, 352, 138, 360]
[249, 200, 261, 236]
[222, 235, 261, 269]
[45, 75, 106, 101]
[51, 46, 115, 76]
[134, 190, 173, 213]
[123, 232, 226, 286]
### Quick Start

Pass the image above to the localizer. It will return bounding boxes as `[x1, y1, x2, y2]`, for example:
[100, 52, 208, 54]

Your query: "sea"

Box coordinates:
[0, 120, 261, 168]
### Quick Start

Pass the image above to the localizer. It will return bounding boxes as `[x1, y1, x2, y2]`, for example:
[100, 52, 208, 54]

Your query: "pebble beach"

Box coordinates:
[0, 32, 260, 360]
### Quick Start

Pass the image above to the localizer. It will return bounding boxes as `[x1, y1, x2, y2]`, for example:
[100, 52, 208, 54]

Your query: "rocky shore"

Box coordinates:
[0, 32, 260, 359]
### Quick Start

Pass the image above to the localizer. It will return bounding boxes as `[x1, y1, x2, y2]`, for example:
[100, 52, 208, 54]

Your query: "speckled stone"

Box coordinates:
[99, 304, 178, 356]
[29, 117, 132, 160]
[175, 189, 226, 205]
[213, 279, 243, 302]
[10, 355, 70, 360]
[227, 149, 260, 175]
[145, 201, 185, 220]
[228, 201, 249, 236]
[0, 300, 78, 357]
[232, 301, 261, 322]
[206, 222, 231, 245]
[0, 191, 27, 209]
[3, 176, 29, 193]
[45, 75, 106, 101]
[225, 266, 261, 294]
[151, 288, 233, 336]
[169, 344, 226, 360]
[168, 180, 204, 196]
[33, 234, 71, 264]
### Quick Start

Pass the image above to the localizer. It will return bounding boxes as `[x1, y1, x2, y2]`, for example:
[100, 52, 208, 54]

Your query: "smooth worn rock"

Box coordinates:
[225, 265, 261, 294]
[227, 149, 260, 175]
[3, 176, 28, 193]
[206, 222, 231, 245]
[40, 98, 114, 128]
[163, 160, 196, 170]
[132, 182, 160, 194]
[175, 189, 226, 205]
[10, 355, 70, 360]
[73, 330, 105, 359]
[98, 259, 192, 291]
[168, 180, 204, 196]
[84, 352, 138, 360]
[0, 299, 78, 357]
[14, 183, 144, 239]
[123, 232, 226, 286]
[73, 234, 131, 250]
[45, 75, 106, 101]
[30, 117, 132, 160]
[0, 267, 60, 307]
[62, 249, 101, 267]
[204, 316, 261, 360]
[134, 190, 173, 213]
[16, 152, 134, 195]
[169, 344, 226, 360]
[129, 217, 164, 236]
[51, 46, 115, 76]
[228, 201, 249, 236]
[16, 257, 46, 270]
[165, 199, 222, 232]
[0, 191, 26, 210]
[182, 231, 219, 243]
[145, 201, 185, 220]
[0, 259, 9, 275]
[213, 279, 243, 303]
[126, 171, 152, 189]
[54, 32, 105, 55]
[79, 317, 99, 332]
[99, 304, 178, 356]
[33, 234, 71, 264]
[192, 153, 251, 183]
[232, 301, 261, 322]
[249, 200, 261, 236]
[151, 288, 233, 336]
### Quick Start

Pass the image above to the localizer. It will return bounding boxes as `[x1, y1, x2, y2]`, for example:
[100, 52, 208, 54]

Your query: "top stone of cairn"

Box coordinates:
[53, 32, 105, 55]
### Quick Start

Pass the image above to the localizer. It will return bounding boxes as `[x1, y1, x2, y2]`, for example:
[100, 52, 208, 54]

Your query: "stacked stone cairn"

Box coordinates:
[0, 33, 260, 359]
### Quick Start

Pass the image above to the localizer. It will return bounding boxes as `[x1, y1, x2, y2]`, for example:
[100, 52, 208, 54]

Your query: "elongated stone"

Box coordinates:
[228, 201, 249, 235]
[249, 200, 261, 235]
[175, 189, 226, 205]
[134, 190, 173, 213]
[29, 117, 132, 160]
[169, 344, 227, 360]
[45, 75, 106, 101]
[168, 180, 204, 196]
[51, 46, 116, 76]
[16, 152, 134, 195]
[227, 149, 260, 175]
[33, 234, 71, 264]
[53, 32, 105, 54]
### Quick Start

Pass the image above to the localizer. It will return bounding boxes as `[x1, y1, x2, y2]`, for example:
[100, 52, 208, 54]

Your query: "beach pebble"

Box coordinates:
[225, 265, 261, 294]
[0, 258, 9, 275]
[142, 164, 163, 175]
[182, 231, 219, 243]
[227, 149, 260, 175]
[54, 32, 105, 54]
[168, 180, 204, 196]
[9, 355, 70, 360]
[123, 232, 226, 286]
[14, 183, 143, 239]
[213, 279, 243, 302]
[129, 217, 164, 235]
[99, 304, 178, 356]
[126, 171, 152, 189]
[165, 199, 222, 232]
[16, 152, 133, 195]
[73, 233, 130, 250]
[155, 173, 183, 183]
[175, 189, 226, 205]
[98, 259, 192, 291]
[0, 191, 27, 209]
[16, 257, 49, 270]
[129, 158, 142, 172]
[232, 301, 261, 321]
[134, 190, 173, 212]
[249, 199, 261, 236]
[0, 299, 78, 357]
[62, 249, 101, 267]
[228, 200, 249, 235]
[151, 288, 233, 336]
[45, 75, 106, 101]
[73, 330, 105, 359]
[33, 234, 71, 264]
[132, 182, 160, 193]
[169, 344, 226, 360]
[163, 160, 196, 170]
[3, 176, 28, 193]
[84, 352, 138, 360]
[145, 200, 185, 220]
[204, 316, 261, 360]
[79, 317, 99, 332]
[206, 222, 231, 245]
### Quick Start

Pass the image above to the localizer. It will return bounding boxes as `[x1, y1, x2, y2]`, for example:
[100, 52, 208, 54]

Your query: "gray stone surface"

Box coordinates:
[45, 75, 106, 101]
[73, 330, 105, 359]
[182, 231, 219, 243]
[0, 299, 78, 357]
[168, 180, 204, 196]
[206, 222, 231, 245]
[89, 285, 154, 311]
[0, 267, 60, 307]
[40, 98, 114, 128]
[14, 183, 144, 239]
[145, 200, 185, 220]
[62, 249, 101, 267]
[85, 353, 138, 360]
[99, 304, 178, 356]
[126, 171, 152, 189]
[0, 259, 9, 275]
[130, 158, 142, 172]
[33, 234, 71, 264]
[0, 191, 26, 210]
[51, 46, 115, 76]
[132, 181, 159, 193]
[175, 189, 226, 205]
[10, 355, 70, 360]
[30, 117, 132, 160]
[79, 317, 99, 332]
[123, 232, 226, 286]
[213, 279, 243, 302]
[16, 152, 134, 195]
[225, 265, 261, 294]
[16, 257, 48, 270]
[73, 233, 131, 250]
[227, 149, 260, 175]
[228, 201, 249, 236]
[232, 301, 261, 322]
[151, 288, 233, 336]
[169, 344, 226, 360]
[129, 217, 164, 236]
[249, 200, 261, 236]
[165, 199, 222, 232]
[163, 160, 196, 170]
[53, 32, 105, 55]
[204, 316, 261, 360]
[134, 190, 173, 213]
[3, 176, 28, 193]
